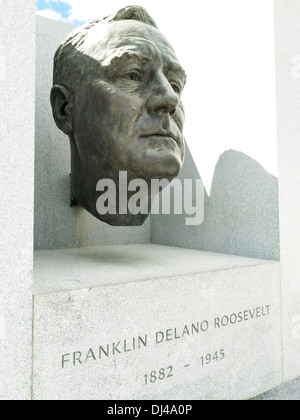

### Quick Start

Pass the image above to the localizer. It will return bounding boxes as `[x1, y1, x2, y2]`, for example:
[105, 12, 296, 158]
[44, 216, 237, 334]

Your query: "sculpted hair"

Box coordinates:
[53, 6, 158, 90]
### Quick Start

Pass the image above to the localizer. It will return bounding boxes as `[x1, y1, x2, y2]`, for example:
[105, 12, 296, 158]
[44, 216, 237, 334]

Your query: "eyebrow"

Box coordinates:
[104, 51, 152, 68]
[104, 51, 187, 84]
[164, 62, 187, 84]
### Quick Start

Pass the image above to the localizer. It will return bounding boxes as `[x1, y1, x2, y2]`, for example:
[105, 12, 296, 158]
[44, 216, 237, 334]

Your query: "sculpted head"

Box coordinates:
[51, 6, 187, 226]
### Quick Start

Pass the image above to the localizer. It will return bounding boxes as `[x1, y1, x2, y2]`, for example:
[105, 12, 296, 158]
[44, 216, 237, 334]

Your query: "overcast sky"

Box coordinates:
[36, 0, 278, 192]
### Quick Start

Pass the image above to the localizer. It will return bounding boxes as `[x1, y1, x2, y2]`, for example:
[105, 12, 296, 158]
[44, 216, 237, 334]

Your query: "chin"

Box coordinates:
[93, 211, 150, 227]
[137, 152, 183, 182]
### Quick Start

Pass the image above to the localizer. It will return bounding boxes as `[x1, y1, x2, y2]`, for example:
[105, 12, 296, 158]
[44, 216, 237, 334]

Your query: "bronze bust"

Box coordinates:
[51, 6, 187, 226]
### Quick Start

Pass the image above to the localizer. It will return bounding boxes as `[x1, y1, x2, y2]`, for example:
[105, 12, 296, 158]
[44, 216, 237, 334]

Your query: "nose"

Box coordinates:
[147, 72, 180, 115]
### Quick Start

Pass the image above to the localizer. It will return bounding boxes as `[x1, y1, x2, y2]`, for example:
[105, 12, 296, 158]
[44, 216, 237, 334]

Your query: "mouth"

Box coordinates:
[139, 132, 180, 148]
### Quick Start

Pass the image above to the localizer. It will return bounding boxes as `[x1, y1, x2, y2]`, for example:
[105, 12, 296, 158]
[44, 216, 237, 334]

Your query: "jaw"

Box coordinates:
[68, 131, 185, 226]
[94, 212, 151, 227]
[70, 164, 176, 227]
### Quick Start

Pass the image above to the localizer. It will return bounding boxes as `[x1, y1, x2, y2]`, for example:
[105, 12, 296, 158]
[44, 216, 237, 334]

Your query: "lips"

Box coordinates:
[139, 131, 180, 147]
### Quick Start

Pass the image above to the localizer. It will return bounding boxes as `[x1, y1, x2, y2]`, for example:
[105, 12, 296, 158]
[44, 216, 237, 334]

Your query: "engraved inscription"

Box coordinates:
[200, 349, 225, 366]
[61, 304, 272, 370]
[142, 349, 226, 386]
[214, 305, 271, 328]
[62, 335, 148, 368]
[155, 321, 209, 344]
[144, 366, 174, 385]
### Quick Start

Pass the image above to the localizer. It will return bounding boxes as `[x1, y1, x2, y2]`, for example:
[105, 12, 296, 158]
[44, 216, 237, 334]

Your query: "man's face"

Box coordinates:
[72, 20, 186, 185]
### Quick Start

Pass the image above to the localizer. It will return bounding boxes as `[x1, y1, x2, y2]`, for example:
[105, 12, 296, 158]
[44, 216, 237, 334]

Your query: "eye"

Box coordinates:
[122, 70, 142, 82]
[170, 82, 181, 94]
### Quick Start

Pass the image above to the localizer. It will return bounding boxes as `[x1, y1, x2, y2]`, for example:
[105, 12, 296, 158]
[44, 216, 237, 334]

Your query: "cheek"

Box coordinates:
[106, 94, 142, 126]
[73, 86, 146, 168]
[74, 88, 140, 139]
[89, 82, 144, 130]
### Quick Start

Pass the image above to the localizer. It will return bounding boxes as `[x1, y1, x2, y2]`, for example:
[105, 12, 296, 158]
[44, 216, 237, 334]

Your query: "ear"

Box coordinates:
[50, 85, 73, 135]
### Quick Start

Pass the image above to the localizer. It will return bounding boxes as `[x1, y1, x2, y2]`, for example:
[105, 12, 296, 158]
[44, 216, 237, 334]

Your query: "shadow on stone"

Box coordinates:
[251, 377, 300, 400]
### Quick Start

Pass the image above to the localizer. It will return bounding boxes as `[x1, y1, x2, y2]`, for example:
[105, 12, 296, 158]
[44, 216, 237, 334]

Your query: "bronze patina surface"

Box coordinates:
[51, 6, 186, 226]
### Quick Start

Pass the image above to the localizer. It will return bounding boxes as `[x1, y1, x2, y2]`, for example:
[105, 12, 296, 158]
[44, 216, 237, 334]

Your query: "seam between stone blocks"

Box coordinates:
[279, 262, 285, 384]
[244, 261, 285, 400]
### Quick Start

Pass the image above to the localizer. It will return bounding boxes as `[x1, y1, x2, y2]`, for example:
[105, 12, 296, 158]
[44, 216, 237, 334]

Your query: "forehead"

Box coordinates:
[85, 20, 182, 69]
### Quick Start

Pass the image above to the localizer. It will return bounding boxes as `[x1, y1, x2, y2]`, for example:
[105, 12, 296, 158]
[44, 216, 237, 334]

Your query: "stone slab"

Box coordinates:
[34, 16, 78, 250]
[274, 0, 300, 381]
[0, 0, 35, 400]
[34, 244, 274, 295]
[151, 148, 279, 261]
[33, 245, 281, 400]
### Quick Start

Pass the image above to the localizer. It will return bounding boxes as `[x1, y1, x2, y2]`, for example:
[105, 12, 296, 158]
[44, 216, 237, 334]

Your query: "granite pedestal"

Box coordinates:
[32, 245, 281, 400]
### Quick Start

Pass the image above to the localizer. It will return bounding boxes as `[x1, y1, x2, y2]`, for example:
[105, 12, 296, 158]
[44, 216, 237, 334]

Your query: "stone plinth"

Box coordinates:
[33, 245, 281, 400]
